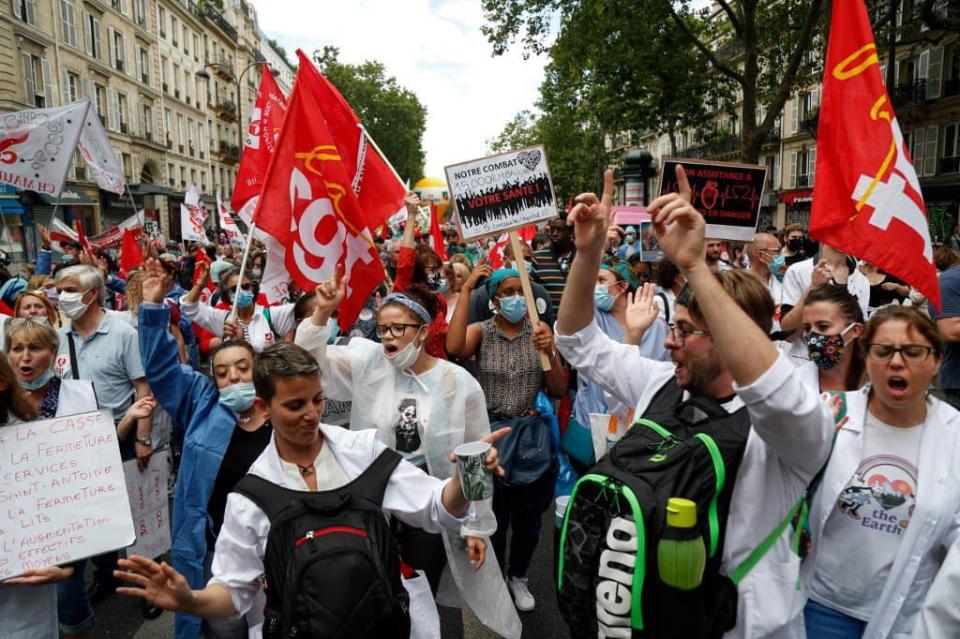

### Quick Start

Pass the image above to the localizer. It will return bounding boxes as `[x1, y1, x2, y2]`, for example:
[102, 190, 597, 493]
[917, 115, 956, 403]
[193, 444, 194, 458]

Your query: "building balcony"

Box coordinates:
[199, 2, 238, 42]
[800, 111, 819, 136]
[684, 133, 741, 159]
[892, 79, 927, 107]
[214, 99, 237, 122]
[212, 141, 240, 164]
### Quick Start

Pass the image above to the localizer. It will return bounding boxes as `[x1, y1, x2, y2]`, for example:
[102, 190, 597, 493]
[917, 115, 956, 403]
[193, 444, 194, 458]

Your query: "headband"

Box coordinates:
[382, 293, 432, 324]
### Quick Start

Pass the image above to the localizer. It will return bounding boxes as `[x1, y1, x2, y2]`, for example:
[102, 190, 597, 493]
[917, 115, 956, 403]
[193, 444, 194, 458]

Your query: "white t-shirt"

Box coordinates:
[809, 412, 924, 620]
[781, 256, 870, 317]
[280, 438, 350, 491]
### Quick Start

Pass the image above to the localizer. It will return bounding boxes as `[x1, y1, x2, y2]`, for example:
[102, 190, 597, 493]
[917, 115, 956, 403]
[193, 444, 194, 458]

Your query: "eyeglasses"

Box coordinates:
[374, 323, 423, 339]
[10, 316, 51, 327]
[865, 343, 934, 363]
[756, 249, 780, 258]
[668, 322, 710, 346]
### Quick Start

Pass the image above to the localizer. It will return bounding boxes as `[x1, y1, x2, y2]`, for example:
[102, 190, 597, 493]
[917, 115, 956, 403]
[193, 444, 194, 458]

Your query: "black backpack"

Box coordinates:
[556, 380, 752, 638]
[233, 449, 411, 639]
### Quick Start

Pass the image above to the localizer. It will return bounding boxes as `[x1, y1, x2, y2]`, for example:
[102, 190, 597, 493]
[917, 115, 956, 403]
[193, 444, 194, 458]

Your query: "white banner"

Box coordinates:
[0, 100, 88, 197]
[0, 410, 135, 579]
[77, 105, 125, 194]
[180, 184, 208, 243]
[122, 449, 171, 559]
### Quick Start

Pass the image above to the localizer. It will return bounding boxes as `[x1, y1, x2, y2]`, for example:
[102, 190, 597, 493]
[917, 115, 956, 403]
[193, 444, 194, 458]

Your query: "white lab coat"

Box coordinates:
[209, 424, 465, 638]
[180, 299, 295, 352]
[555, 319, 834, 639]
[913, 535, 960, 638]
[295, 320, 522, 638]
[797, 390, 960, 639]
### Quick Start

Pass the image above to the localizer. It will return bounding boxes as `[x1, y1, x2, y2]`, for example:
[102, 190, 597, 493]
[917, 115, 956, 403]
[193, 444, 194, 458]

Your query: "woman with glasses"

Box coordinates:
[295, 277, 522, 638]
[446, 266, 567, 612]
[181, 265, 297, 352]
[798, 305, 960, 638]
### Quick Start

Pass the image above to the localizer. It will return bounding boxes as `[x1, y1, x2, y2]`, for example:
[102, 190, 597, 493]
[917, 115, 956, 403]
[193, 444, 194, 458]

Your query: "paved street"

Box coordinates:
[89, 511, 570, 638]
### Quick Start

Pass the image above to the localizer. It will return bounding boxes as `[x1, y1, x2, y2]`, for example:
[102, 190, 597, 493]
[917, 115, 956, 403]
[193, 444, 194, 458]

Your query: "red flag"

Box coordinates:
[119, 228, 142, 278]
[518, 224, 537, 243]
[252, 69, 386, 331]
[232, 70, 288, 211]
[294, 50, 406, 229]
[810, 0, 938, 308]
[429, 202, 448, 261]
[487, 234, 509, 269]
[74, 218, 92, 253]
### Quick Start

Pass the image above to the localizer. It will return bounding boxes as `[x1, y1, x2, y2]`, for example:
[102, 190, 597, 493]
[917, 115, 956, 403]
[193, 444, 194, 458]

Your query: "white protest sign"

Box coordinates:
[0, 410, 135, 579]
[123, 449, 171, 559]
[445, 144, 557, 241]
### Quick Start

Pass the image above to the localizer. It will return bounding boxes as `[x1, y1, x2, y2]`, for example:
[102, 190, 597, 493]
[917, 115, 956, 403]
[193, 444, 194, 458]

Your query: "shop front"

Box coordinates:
[779, 189, 814, 228]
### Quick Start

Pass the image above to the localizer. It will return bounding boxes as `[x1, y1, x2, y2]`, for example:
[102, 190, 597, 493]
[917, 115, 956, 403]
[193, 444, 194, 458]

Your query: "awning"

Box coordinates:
[130, 183, 178, 196]
[0, 198, 24, 217]
[36, 187, 97, 205]
[778, 189, 814, 205]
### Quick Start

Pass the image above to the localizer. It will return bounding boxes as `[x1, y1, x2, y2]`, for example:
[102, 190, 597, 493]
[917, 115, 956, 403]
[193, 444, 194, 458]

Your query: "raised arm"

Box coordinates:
[393, 192, 421, 292]
[446, 264, 490, 358]
[556, 170, 613, 337]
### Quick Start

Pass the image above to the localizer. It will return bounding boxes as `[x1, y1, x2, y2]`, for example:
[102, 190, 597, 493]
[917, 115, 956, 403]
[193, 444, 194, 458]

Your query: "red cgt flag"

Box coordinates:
[119, 227, 142, 278]
[428, 202, 448, 261]
[232, 70, 288, 211]
[810, 0, 938, 308]
[252, 68, 386, 331]
[295, 49, 406, 229]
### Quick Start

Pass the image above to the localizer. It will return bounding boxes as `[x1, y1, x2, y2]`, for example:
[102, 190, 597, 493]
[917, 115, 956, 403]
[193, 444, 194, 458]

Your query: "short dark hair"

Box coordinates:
[682, 269, 775, 334]
[254, 343, 320, 402]
[209, 340, 256, 373]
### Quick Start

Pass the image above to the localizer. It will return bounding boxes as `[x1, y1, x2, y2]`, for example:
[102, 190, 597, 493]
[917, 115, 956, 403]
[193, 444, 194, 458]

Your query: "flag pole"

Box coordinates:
[124, 184, 144, 228]
[357, 123, 405, 189]
[231, 220, 257, 318]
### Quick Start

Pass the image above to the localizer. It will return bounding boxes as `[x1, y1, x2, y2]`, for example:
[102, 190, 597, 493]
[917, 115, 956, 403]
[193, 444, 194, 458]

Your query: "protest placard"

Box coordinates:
[123, 449, 171, 559]
[639, 221, 665, 262]
[445, 145, 557, 241]
[0, 410, 135, 579]
[658, 158, 768, 241]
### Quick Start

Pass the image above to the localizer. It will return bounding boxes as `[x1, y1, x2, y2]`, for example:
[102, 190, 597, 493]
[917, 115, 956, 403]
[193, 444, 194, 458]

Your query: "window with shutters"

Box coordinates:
[121, 153, 132, 180]
[95, 84, 106, 120]
[183, 26, 189, 55]
[164, 108, 172, 145]
[74, 150, 86, 180]
[141, 104, 152, 140]
[171, 17, 178, 45]
[118, 93, 128, 133]
[65, 71, 79, 103]
[60, 0, 78, 46]
[193, 34, 199, 62]
[180, 166, 186, 188]
[107, 87, 120, 131]
[942, 123, 959, 174]
[178, 114, 185, 151]
[133, 0, 145, 27]
[21, 53, 42, 107]
[110, 30, 125, 73]
[85, 13, 102, 60]
[13, 0, 37, 25]
[158, 7, 165, 37]
[200, 170, 206, 193]
[173, 63, 180, 98]
[138, 47, 149, 83]
[922, 125, 939, 177]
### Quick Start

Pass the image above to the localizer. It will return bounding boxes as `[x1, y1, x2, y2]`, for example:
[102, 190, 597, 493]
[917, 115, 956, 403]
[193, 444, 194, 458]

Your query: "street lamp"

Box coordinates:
[622, 148, 655, 206]
[196, 61, 276, 165]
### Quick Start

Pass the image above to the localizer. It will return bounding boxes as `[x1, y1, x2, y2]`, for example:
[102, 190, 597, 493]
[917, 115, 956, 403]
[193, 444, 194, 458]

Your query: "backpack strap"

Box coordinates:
[233, 474, 296, 524]
[677, 396, 732, 421]
[728, 495, 805, 585]
[263, 306, 279, 339]
[655, 291, 670, 324]
[67, 332, 80, 379]
[352, 449, 402, 507]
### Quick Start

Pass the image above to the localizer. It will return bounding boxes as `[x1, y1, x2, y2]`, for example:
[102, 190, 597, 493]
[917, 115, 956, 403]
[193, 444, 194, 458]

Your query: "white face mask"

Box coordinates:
[385, 331, 423, 371]
[59, 290, 91, 320]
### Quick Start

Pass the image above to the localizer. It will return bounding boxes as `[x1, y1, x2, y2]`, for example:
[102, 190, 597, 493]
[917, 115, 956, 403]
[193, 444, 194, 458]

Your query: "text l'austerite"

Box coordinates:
[0, 411, 132, 579]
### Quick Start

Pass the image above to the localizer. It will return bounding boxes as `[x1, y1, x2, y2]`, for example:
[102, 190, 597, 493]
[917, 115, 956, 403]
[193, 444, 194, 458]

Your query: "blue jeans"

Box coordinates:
[57, 561, 94, 634]
[804, 600, 866, 639]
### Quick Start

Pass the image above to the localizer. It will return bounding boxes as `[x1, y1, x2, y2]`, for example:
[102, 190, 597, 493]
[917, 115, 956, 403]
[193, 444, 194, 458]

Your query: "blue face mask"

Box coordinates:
[767, 253, 786, 282]
[497, 295, 527, 323]
[20, 369, 55, 390]
[327, 317, 340, 344]
[235, 289, 255, 309]
[594, 283, 619, 312]
[219, 382, 256, 412]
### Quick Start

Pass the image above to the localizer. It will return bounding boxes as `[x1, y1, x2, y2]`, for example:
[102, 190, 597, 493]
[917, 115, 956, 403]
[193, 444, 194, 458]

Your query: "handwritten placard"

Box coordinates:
[0, 410, 135, 579]
[446, 145, 557, 241]
[658, 158, 768, 241]
[123, 449, 171, 559]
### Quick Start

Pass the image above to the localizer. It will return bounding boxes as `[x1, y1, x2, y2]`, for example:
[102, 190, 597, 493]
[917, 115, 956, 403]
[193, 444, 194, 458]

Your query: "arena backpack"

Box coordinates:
[556, 380, 805, 638]
[234, 449, 410, 638]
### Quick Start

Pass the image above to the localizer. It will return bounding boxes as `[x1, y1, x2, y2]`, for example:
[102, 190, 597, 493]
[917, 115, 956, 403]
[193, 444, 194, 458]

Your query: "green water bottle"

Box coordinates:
[657, 497, 706, 590]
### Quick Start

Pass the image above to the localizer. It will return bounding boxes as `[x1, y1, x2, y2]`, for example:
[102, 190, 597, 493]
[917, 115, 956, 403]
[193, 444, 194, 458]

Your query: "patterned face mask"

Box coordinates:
[803, 324, 855, 370]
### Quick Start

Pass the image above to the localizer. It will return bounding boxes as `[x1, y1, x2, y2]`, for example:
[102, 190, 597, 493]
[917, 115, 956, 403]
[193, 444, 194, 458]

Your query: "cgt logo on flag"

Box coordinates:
[836, 45, 932, 262]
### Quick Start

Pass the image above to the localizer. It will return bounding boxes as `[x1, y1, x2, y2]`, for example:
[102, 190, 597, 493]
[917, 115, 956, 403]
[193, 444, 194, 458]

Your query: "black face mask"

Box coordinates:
[787, 238, 803, 252]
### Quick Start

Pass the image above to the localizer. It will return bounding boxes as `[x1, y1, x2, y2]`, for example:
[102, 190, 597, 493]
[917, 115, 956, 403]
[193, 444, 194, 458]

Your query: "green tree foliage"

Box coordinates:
[482, 0, 827, 163]
[313, 46, 427, 182]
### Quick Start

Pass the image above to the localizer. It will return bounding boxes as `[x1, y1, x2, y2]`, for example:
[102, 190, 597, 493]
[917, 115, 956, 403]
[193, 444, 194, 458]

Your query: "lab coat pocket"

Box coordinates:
[738, 552, 805, 639]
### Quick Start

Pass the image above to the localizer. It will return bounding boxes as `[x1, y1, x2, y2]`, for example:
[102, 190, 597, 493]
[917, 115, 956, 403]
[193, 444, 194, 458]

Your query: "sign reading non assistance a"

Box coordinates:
[445, 145, 557, 241]
[658, 158, 768, 242]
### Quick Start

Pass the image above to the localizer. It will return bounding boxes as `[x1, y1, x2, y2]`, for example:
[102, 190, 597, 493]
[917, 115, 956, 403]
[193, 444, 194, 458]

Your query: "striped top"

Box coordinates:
[532, 246, 573, 309]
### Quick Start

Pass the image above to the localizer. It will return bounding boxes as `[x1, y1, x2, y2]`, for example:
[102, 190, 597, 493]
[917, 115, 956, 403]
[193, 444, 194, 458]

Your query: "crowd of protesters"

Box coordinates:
[2, 169, 960, 639]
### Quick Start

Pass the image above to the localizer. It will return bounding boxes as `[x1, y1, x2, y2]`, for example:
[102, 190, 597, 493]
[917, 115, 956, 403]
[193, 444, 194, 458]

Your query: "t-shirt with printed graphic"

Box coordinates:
[809, 411, 923, 621]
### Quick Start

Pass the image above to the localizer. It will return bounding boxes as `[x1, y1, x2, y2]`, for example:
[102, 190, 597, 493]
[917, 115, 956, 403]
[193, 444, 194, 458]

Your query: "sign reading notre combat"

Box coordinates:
[0, 410, 135, 579]
[658, 158, 768, 241]
[446, 144, 557, 241]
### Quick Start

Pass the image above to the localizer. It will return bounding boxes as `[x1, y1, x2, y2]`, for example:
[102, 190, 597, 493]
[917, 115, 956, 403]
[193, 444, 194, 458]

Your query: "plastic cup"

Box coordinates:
[455, 441, 493, 501]
[589, 413, 610, 461]
[555, 495, 571, 528]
